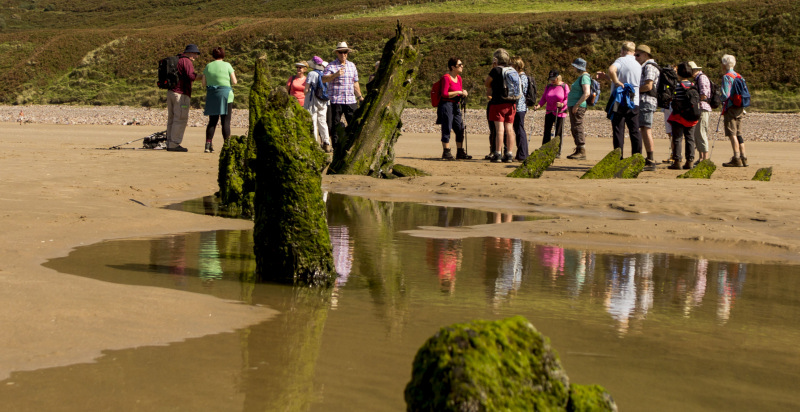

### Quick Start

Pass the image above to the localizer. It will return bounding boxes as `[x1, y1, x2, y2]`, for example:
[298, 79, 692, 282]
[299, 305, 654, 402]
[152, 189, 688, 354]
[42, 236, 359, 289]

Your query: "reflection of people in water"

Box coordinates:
[717, 262, 746, 324]
[425, 207, 466, 294]
[539, 245, 565, 280]
[329, 225, 354, 309]
[198, 231, 223, 285]
[493, 238, 523, 306]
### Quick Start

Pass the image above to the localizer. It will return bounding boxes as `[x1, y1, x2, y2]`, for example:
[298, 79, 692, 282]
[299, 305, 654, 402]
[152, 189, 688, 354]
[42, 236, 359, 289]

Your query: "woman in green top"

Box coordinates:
[565, 58, 592, 160]
[202, 47, 238, 153]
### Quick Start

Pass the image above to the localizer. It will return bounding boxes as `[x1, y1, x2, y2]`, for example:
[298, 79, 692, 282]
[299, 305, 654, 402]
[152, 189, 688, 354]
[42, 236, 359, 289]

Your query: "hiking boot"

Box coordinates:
[644, 159, 657, 171]
[740, 156, 748, 167]
[166, 145, 188, 152]
[722, 156, 743, 167]
[204, 142, 213, 153]
[566, 146, 586, 160]
[489, 151, 502, 163]
[456, 148, 472, 160]
[662, 156, 673, 164]
[683, 159, 693, 170]
[667, 160, 682, 170]
[442, 148, 455, 161]
[502, 151, 514, 163]
[322, 142, 332, 153]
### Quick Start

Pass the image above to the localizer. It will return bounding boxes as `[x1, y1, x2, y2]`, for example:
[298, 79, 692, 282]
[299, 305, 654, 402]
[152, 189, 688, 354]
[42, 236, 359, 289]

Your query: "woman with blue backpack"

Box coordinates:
[304, 56, 332, 152]
[720, 54, 750, 167]
[566, 58, 592, 160]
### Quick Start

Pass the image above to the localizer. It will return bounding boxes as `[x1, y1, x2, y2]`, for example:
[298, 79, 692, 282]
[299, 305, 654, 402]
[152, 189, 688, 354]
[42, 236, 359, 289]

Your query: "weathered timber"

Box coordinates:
[405, 316, 617, 412]
[391, 164, 430, 177]
[507, 136, 561, 178]
[328, 22, 422, 178]
[580, 149, 645, 179]
[677, 160, 716, 179]
[217, 56, 269, 217]
[252, 88, 335, 286]
[752, 167, 773, 181]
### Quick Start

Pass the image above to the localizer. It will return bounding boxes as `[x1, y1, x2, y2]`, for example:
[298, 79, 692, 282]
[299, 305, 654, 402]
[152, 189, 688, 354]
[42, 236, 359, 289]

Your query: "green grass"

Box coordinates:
[335, 0, 729, 19]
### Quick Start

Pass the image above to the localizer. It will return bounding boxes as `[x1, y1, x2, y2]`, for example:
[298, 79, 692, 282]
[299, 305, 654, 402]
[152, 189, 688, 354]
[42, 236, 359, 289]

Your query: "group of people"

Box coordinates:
[163, 41, 367, 154]
[435, 42, 749, 170]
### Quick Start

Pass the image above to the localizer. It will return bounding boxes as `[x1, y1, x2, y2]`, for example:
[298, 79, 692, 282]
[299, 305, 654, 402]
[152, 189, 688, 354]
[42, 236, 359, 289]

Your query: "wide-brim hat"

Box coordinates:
[295, 61, 308, 68]
[571, 58, 587, 72]
[635, 44, 652, 56]
[334, 41, 351, 52]
[688, 61, 702, 70]
[183, 44, 200, 54]
[306, 58, 324, 71]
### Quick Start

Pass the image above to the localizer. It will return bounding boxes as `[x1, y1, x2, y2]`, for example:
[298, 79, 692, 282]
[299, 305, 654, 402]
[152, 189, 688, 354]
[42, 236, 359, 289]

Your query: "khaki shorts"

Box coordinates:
[724, 106, 744, 138]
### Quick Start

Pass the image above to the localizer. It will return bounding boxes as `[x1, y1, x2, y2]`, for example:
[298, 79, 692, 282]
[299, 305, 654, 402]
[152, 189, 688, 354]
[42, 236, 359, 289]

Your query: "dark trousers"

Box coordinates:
[669, 121, 696, 162]
[438, 101, 464, 144]
[329, 103, 358, 147]
[611, 105, 642, 156]
[542, 113, 564, 153]
[486, 103, 496, 153]
[513, 110, 528, 160]
[206, 103, 232, 142]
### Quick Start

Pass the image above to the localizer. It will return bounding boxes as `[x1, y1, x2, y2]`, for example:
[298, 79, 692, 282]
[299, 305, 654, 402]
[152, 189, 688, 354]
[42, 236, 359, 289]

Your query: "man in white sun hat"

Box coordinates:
[322, 41, 364, 149]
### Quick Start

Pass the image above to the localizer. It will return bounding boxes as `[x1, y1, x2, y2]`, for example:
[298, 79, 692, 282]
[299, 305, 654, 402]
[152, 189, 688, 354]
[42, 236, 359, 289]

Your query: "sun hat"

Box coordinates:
[183, 44, 200, 54]
[334, 42, 351, 52]
[571, 58, 587, 72]
[548, 69, 560, 80]
[635, 44, 652, 57]
[687, 61, 703, 70]
[295, 61, 308, 68]
[306, 56, 325, 71]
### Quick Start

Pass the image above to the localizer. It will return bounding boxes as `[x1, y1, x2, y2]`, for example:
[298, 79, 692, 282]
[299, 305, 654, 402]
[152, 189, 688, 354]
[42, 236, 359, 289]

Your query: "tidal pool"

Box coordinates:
[5, 194, 800, 411]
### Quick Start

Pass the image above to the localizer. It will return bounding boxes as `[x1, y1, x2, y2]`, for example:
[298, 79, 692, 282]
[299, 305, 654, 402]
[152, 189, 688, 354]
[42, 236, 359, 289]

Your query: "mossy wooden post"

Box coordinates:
[251, 88, 335, 286]
[405, 316, 617, 411]
[217, 56, 269, 217]
[328, 22, 422, 178]
[580, 149, 645, 179]
[677, 160, 716, 179]
[507, 136, 560, 178]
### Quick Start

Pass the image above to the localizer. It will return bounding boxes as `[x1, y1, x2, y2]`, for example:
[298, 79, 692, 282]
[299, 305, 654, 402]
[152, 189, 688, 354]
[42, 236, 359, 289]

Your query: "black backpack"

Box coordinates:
[652, 64, 678, 109]
[671, 82, 701, 122]
[524, 74, 538, 107]
[157, 55, 180, 90]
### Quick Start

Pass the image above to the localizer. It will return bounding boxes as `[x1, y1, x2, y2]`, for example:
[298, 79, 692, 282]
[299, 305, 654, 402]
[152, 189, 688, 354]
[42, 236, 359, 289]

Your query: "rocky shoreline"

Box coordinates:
[2, 105, 798, 142]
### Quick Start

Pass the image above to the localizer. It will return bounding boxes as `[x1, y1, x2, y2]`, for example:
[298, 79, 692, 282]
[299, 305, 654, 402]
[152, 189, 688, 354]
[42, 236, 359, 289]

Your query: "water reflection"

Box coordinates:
[25, 194, 800, 411]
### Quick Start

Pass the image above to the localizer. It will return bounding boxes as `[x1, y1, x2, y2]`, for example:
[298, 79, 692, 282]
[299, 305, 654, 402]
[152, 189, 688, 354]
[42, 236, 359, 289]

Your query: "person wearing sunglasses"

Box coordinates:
[322, 42, 364, 150]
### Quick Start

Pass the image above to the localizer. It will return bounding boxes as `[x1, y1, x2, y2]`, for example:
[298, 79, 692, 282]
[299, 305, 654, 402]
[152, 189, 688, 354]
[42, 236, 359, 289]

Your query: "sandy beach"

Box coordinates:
[2, 106, 800, 381]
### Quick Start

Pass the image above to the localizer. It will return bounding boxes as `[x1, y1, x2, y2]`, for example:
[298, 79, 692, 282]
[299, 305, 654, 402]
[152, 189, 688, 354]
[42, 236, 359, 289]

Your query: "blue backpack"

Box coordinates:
[500, 66, 522, 102]
[726, 72, 750, 108]
[584, 73, 601, 106]
[312, 70, 329, 101]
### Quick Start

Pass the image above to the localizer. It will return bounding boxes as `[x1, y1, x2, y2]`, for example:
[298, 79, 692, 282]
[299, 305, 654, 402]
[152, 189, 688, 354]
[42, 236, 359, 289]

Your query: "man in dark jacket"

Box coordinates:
[166, 44, 199, 152]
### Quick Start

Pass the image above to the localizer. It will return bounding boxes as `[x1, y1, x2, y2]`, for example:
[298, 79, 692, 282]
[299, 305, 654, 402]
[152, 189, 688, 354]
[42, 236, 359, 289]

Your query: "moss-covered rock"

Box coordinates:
[752, 167, 773, 181]
[567, 384, 618, 412]
[391, 164, 430, 177]
[251, 88, 335, 286]
[405, 316, 617, 412]
[580, 149, 645, 179]
[216, 56, 270, 218]
[329, 22, 422, 178]
[677, 159, 716, 179]
[507, 136, 560, 178]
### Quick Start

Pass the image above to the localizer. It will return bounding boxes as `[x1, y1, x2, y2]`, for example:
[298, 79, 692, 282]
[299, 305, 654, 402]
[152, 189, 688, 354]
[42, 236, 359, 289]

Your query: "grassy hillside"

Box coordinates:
[1, 0, 798, 111]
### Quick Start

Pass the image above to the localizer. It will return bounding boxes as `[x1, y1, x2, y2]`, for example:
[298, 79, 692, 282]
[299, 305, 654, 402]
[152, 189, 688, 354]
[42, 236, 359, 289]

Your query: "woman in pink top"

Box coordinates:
[437, 57, 470, 160]
[534, 69, 570, 157]
[286, 61, 307, 107]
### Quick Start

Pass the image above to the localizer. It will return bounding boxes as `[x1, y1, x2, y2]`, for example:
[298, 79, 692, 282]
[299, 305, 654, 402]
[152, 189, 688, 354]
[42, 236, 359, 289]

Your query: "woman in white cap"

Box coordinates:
[304, 56, 332, 152]
[286, 61, 308, 107]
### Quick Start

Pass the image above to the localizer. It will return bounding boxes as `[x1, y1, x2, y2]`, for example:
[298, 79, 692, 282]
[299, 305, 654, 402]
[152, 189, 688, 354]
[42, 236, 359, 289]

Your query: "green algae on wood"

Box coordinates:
[391, 164, 430, 177]
[404, 316, 617, 412]
[752, 167, 773, 181]
[328, 22, 422, 178]
[507, 136, 560, 178]
[580, 149, 645, 179]
[217, 56, 270, 218]
[677, 159, 716, 179]
[568, 384, 618, 412]
[251, 88, 335, 286]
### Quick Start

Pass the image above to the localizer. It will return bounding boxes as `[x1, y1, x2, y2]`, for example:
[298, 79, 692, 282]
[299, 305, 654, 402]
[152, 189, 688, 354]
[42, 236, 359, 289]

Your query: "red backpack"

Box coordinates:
[430, 78, 442, 107]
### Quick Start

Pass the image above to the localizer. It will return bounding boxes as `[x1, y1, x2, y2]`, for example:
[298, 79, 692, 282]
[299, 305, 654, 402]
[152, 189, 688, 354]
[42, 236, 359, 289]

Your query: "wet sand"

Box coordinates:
[2, 119, 800, 381]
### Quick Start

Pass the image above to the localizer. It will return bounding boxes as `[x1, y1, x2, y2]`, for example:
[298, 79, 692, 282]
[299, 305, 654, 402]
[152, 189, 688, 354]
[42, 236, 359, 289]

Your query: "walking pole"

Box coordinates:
[710, 111, 722, 159]
[461, 95, 469, 157]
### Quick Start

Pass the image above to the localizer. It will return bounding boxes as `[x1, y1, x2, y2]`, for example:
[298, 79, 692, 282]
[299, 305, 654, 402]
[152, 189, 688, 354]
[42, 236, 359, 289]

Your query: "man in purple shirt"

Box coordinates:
[322, 42, 364, 149]
[166, 44, 199, 152]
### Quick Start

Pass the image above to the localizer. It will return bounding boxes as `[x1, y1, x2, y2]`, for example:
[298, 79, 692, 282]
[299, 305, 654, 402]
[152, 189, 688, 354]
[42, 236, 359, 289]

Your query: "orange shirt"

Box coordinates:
[287, 75, 306, 107]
